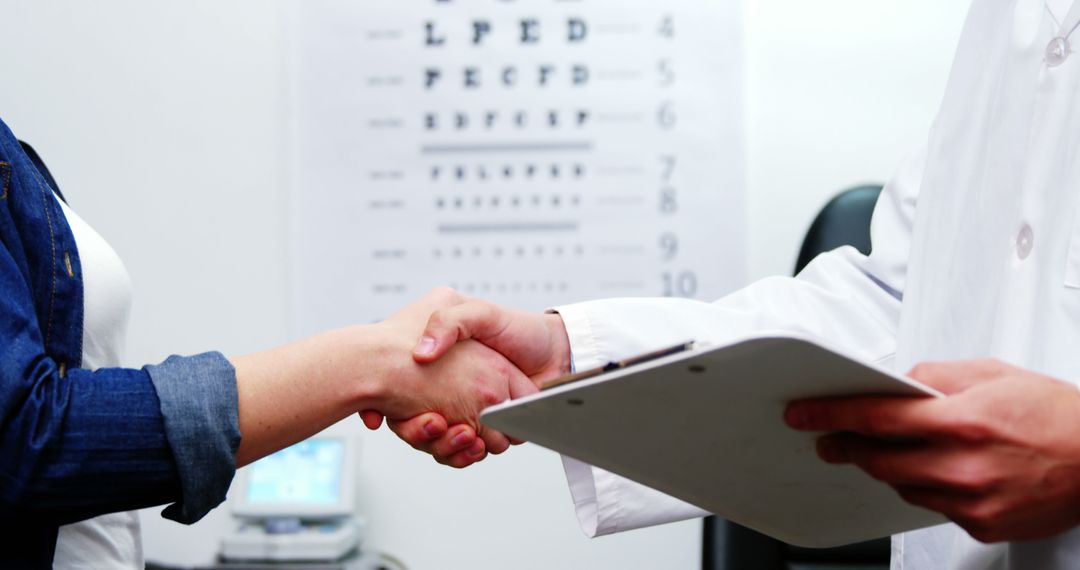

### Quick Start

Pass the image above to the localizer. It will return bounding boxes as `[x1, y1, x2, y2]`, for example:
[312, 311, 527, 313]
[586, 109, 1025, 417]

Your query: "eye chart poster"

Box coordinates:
[288, 0, 745, 332]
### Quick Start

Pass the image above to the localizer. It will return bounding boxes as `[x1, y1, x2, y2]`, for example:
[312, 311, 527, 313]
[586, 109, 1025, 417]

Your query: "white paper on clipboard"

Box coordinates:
[481, 333, 947, 548]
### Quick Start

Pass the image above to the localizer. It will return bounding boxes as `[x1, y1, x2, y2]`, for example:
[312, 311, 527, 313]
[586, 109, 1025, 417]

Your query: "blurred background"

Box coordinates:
[0, 1, 967, 568]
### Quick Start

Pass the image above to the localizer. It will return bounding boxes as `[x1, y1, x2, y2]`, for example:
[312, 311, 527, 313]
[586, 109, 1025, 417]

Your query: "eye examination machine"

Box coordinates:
[201, 436, 399, 570]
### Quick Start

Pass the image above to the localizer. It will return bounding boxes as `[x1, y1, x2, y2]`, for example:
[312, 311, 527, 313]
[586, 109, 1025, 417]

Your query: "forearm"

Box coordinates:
[556, 247, 904, 536]
[231, 325, 388, 467]
[2, 365, 180, 525]
[557, 247, 903, 372]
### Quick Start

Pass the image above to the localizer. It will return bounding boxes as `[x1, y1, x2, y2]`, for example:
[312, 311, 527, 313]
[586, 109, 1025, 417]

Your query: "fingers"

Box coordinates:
[815, 432, 1025, 541]
[413, 301, 510, 363]
[428, 425, 481, 457]
[438, 442, 489, 469]
[907, 359, 1012, 395]
[386, 416, 488, 459]
[480, 428, 512, 455]
[786, 395, 951, 439]
[420, 423, 489, 467]
[359, 410, 385, 430]
[387, 417, 490, 468]
[816, 433, 995, 492]
[786, 360, 1013, 438]
[387, 412, 448, 445]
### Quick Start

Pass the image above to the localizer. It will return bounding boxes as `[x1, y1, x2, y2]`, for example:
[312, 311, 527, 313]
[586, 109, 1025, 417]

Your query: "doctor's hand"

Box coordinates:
[370, 295, 573, 468]
[357, 289, 541, 464]
[785, 359, 1080, 543]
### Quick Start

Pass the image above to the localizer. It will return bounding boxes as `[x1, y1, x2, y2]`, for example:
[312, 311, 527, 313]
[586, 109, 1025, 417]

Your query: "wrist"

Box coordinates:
[343, 320, 440, 420]
[230, 323, 395, 466]
[544, 313, 573, 376]
[336, 323, 403, 412]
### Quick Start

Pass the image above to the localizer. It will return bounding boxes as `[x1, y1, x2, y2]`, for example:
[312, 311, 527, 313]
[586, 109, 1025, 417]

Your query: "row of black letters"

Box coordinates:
[424, 64, 590, 89]
[437, 243, 585, 259]
[425, 18, 587, 46]
[430, 163, 585, 181]
[434, 194, 582, 209]
[424, 109, 589, 130]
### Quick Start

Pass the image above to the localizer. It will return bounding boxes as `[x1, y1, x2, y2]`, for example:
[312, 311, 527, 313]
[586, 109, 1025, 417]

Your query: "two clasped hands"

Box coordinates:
[301, 287, 1080, 544]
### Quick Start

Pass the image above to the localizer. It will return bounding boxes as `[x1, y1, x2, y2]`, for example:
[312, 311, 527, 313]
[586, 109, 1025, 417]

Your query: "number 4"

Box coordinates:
[658, 14, 674, 39]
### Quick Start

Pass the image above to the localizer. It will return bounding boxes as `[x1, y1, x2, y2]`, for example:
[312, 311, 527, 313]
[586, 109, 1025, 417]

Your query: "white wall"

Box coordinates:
[0, 1, 968, 569]
[744, 1, 969, 280]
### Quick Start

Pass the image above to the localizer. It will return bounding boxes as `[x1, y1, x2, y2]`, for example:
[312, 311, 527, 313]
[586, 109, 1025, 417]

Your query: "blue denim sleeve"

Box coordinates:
[0, 354, 240, 527]
[145, 352, 241, 524]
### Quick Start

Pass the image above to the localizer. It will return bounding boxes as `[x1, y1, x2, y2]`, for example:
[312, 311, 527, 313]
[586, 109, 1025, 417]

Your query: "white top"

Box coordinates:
[558, 0, 1080, 568]
[51, 197, 140, 570]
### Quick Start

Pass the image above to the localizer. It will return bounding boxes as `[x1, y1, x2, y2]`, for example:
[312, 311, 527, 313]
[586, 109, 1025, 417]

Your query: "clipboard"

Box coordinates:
[480, 333, 948, 547]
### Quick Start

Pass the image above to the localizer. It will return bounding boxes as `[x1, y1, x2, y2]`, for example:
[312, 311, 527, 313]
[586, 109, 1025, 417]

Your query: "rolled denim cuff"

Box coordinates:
[145, 352, 241, 524]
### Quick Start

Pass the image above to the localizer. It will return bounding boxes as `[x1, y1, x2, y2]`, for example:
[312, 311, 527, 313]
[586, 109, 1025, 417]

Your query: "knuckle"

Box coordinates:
[943, 413, 995, 443]
[428, 286, 460, 303]
[940, 459, 994, 493]
[476, 383, 503, 406]
[409, 426, 433, 444]
[947, 472, 993, 495]
[478, 301, 500, 322]
[427, 310, 448, 329]
[466, 300, 503, 332]
[955, 501, 998, 529]
[401, 424, 425, 443]
[493, 359, 516, 381]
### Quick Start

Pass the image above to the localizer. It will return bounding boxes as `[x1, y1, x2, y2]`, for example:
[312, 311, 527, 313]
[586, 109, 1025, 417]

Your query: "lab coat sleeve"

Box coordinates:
[555, 146, 924, 537]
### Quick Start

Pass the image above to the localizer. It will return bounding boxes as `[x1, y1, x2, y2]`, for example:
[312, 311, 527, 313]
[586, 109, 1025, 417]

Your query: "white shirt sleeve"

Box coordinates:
[555, 146, 924, 537]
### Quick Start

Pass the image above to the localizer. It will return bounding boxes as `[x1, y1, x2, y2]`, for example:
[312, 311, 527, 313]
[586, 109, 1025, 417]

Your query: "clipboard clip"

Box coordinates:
[542, 341, 696, 391]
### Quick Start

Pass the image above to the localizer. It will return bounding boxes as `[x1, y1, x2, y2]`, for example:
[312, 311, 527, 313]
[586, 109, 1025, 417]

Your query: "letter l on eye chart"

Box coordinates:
[288, 0, 745, 331]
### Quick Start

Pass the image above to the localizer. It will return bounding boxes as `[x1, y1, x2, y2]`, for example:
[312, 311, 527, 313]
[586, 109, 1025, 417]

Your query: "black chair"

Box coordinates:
[702, 184, 887, 570]
[793, 185, 883, 275]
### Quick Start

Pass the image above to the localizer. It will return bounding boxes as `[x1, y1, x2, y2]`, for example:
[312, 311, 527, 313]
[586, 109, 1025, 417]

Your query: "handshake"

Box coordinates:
[356, 287, 572, 468]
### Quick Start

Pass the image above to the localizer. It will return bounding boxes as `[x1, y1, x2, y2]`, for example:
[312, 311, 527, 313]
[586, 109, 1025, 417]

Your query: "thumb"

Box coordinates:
[508, 367, 540, 400]
[359, 410, 385, 430]
[413, 301, 508, 363]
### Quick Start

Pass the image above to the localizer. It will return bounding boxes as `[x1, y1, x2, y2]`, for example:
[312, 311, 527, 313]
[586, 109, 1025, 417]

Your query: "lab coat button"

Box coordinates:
[1016, 224, 1034, 260]
[1047, 37, 1069, 67]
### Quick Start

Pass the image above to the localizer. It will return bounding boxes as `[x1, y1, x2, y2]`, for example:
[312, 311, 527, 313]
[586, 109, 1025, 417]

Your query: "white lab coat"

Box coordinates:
[557, 1, 1080, 568]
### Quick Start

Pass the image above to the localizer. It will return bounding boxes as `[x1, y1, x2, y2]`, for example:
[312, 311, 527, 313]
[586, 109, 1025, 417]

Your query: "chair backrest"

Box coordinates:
[703, 184, 886, 570]
[794, 184, 882, 274]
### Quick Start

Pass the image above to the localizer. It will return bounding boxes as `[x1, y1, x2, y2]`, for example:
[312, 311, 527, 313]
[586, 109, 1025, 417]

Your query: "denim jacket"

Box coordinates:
[0, 118, 241, 568]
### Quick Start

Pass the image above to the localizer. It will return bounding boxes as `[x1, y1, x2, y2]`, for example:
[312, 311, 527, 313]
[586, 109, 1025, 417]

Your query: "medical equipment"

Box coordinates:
[220, 437, 364, 563]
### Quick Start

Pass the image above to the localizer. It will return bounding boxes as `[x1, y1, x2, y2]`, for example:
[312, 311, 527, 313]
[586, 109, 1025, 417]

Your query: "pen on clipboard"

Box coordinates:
[541, 341, 696, 391]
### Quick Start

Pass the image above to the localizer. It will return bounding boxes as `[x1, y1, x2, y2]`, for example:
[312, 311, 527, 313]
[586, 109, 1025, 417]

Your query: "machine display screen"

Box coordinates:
[246, 439, 344, 505]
